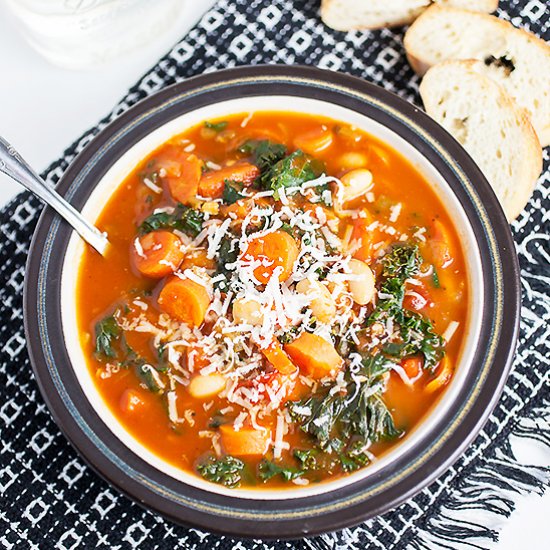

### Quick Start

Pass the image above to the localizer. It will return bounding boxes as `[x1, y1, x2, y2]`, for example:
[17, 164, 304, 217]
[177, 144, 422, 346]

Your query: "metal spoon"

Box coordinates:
[0, 136, 109, 255]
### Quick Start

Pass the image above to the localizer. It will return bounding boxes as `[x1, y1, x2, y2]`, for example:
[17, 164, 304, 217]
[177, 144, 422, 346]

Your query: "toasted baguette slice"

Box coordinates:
[320, 0, 496, 31]
[321, 0, 430, 31]
[405, 5, 550, 145]
[435, 0, 497, 11]
[420, 60, 542, 221]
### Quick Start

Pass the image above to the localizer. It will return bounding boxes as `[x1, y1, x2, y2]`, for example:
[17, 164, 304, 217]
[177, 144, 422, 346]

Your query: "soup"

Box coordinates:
[76, 112, 467, 489]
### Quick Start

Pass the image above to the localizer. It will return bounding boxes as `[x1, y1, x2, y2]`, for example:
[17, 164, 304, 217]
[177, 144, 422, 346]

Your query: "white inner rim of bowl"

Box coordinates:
[61, 95, 484, 500]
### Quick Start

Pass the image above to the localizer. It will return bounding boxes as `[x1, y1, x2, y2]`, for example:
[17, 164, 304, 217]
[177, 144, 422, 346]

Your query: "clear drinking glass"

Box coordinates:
[3, 0, 185, 69]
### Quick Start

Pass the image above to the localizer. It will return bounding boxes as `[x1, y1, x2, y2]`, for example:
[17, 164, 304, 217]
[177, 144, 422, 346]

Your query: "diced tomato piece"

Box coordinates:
[350, 216, 375, 262]
[403, 283, 432, 311]
[187, 345, 210, 372]
[236, 369, 297, 404]
[401, 357, 423, 380]
[198, 162, 260, 199]
[166, 154, 203, 205]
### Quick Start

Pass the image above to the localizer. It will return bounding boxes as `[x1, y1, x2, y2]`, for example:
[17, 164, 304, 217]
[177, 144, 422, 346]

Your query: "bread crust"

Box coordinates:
[321, 0, 429, 31]
[321, 0, 498, 31]
[405, 4, 550, 145]
[420, 59, 542, 220]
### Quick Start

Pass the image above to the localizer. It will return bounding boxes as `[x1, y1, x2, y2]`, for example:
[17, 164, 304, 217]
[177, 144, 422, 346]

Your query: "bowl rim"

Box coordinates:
[23, 64, 521, 539]
[59, 93, 486, 502]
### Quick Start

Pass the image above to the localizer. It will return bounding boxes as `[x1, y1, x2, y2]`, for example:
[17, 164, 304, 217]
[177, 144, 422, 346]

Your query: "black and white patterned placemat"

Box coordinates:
[0, 1, 548, 548]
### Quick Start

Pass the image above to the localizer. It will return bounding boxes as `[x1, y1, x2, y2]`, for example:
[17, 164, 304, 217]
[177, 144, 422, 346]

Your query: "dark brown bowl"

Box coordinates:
[23, 65, 520, 539]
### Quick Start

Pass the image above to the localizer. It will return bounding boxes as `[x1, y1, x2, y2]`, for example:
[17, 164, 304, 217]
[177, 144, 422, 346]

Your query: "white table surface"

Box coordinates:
[0, 1, 547, 547]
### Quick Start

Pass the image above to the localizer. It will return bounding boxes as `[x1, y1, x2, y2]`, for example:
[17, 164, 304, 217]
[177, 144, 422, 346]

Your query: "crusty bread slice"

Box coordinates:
[320, 0, 497, 31]
[405, 5, 550, 145]
[435, 0, 497, 11]
[420, 60, 542, 221]
[321, 0, 430, 31]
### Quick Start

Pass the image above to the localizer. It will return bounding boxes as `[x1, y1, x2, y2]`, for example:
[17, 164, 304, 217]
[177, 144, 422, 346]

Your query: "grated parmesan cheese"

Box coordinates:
[232, 411, 248, 432]
[142, 177, 162, 194]
[442, 321, 460, 343]
[167, 391, 183, 423]
[389, 203, 402, 223]
[133, 237, 146, 258]
[241, 112, 254, 127]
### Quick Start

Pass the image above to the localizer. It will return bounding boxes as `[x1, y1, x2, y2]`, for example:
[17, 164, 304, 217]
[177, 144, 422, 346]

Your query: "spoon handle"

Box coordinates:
[0, 136, 109, 255]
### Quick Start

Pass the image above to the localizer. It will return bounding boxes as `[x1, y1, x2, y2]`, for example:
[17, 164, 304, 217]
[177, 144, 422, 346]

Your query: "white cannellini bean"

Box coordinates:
[348, 259, 375, 305]
[338, 168, 374, 205]
[188, 374, 226, 399]
[337, 152, 368, 170]
[232, 297, 264, 325]
[295, 279, 336, 323]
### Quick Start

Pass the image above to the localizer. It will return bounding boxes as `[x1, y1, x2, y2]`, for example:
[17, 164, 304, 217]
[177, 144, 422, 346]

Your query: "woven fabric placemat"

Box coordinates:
[0, 1, 548, 548]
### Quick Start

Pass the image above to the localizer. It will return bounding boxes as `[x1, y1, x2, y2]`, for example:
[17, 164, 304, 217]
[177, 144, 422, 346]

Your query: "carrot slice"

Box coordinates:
[350, 214, 376, 263]
[219, 425, 271, 457]
[158, 276, 210, 327]
[166, 154, 203, 205]
[293, 126, 334, 155]
[401, 357, 423, 380]
[262, 341, 298, 375]
[133, 230, 185, 278]
[284, 333, 343, 379]
[221, 197, 271, 223]
[243, 230, 299, 284]
[198, 162, 260, 199]
[425, 357, 452, 393]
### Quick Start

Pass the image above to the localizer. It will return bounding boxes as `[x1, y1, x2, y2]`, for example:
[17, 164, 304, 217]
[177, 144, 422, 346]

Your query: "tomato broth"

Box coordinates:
[76, 112, 468, 489]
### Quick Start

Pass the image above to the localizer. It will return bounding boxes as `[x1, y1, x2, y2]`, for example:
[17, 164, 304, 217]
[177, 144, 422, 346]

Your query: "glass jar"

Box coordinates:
[3, 0, 185, 69]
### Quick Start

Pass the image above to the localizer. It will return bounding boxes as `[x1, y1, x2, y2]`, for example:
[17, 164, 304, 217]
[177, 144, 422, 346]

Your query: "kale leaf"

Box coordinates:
[382, 244, 421, 280]
[261, 150, 324, 198]
[197, 455, 244, 488]
[339, 441, 371, 472]
[287, 353, 399, 451]
[382, 312, 445, 371]
[277, 325, 299, 345]
[94, 315, 121, 358]
[213, 233, 239, 292]
[258, 459, 304, 482]
[94, 313, 166, 392]
[138, 160, 160, 188]
[138, 203, 204, 237]
[238, 139, 287, 172]
[368, 245, 445, 371]
[222, 179, 246, 205]
[293, 448, 320, 470]
[136, 364, 163, 393]
[432, 269, 440, 288]
[204, 120, 228, 132]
